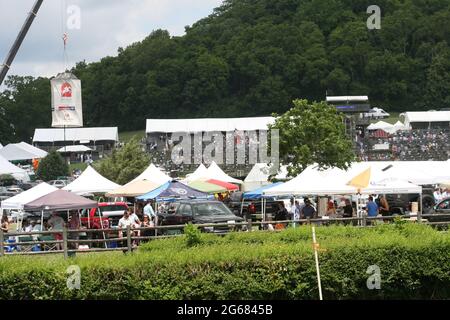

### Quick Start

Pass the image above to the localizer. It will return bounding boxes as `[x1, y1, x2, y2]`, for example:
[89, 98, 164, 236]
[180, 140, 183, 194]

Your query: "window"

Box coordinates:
[438, 200, 450, 209]
[192, 202, 232, 216]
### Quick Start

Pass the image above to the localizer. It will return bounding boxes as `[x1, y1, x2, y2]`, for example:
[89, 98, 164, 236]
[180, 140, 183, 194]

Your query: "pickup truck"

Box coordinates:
[157, 200, 245, 234]
[80, 202, 128, 229]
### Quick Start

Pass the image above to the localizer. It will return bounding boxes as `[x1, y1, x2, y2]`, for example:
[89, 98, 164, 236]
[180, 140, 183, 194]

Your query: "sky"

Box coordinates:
[0, 0, 224, 82]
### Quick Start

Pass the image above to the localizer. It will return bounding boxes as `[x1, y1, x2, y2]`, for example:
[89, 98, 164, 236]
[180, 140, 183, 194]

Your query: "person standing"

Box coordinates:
[1, 215, 9, 233]
[68, 211, 80, 250]
[301, 199, 317, 221]
[366, 196, 379, 225]
[433, 187, 442, 204]
[47, 212, 65, 250]
[378, 195, 390, 216]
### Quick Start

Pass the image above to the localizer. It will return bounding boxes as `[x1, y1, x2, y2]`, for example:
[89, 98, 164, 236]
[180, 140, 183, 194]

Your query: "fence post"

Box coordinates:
[63, 227, 68, 259]
[247, 218, 252, 232]
[0, 229, 4, 257]
[127, 225, 132, 253]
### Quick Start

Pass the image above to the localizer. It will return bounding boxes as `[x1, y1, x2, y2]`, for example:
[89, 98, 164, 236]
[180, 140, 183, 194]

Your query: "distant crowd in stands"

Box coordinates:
[360, 128, 450, 161]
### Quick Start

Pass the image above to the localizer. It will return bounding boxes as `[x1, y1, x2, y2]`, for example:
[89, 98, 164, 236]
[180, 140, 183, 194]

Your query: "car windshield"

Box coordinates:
[100, 205, 127, 212]
[192, 202, 232, 216]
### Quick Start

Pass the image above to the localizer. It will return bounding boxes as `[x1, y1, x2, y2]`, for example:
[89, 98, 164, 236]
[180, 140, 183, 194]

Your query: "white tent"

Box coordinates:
[57, 145, 92, 153]
[130, 163, 171, 185]
[393, 121, 407, 131]
[183, 163, 209, 183]
[63, 166, 120, 195]
[205, 161, 243, 184]
[146, 117, 275, 133]
[263, 163, 422, 197]
[0, 144, 42, 161]
[1, 182, 58, 210]
[367, 121, 396, 134]
[402, 111, 450, 129]
[0, 155, 29, 182]
[0, 143, 3, 149]
[16, 142, 47, 158]
[243, 163, 272, 191]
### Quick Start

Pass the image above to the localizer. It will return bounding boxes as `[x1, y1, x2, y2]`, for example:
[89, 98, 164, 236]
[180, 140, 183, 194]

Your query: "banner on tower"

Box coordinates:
[51, 72, 83, 127]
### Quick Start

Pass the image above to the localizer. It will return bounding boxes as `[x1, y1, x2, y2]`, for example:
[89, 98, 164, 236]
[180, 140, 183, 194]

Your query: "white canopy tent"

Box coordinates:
[263, 163, 422, 197]
[367, 121, 397, 134]
[15, 142, 48, 158]
[63, 166, 120, 195]
[243, 163, 272, 192]
[130, 163, 171, 185]
[0, 144, 42, 161]
[0, 155, 30, 182]
[393, 121, 407, 131]
[183, 163, 209, 183]
[205, 161, 243, 184]
[1, 182, 58, 211]
[57, 145, 92, 153]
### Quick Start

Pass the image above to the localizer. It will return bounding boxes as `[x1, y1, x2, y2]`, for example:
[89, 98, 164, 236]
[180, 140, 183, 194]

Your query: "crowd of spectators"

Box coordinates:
[360, 128, 450, 161]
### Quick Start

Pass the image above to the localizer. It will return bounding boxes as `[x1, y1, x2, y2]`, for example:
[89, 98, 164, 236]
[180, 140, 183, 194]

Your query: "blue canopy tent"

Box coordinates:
[136, 181, 213, 202]
[242, 182, 284, 221]
[243, 182, 284, 200]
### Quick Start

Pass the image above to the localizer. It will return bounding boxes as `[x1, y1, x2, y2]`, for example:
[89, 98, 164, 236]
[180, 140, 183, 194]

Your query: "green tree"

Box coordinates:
[94, 138, 150, 185]
[270, 99, 355, 177]
[36, 151, 69, 181]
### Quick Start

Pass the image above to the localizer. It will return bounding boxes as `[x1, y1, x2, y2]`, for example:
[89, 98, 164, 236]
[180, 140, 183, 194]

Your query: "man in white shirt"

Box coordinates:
[47, 212, 65, 250]
[434, 188, 442, 204]
[118, 210, 132, 239]
[143, 200, 155, 219]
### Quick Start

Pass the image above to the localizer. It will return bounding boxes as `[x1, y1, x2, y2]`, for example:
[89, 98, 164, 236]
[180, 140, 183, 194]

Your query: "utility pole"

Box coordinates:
[0, 0, 44, 86]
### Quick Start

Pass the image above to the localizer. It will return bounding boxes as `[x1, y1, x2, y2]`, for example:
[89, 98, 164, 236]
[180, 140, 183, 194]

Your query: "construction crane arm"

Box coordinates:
[0, 0, 44, 86]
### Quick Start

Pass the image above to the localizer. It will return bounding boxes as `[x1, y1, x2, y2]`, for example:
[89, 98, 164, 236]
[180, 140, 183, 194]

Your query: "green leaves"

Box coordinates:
[271, 99, 355, 177]
[93, 138, 150, 185]
[36, 151, 69, 181]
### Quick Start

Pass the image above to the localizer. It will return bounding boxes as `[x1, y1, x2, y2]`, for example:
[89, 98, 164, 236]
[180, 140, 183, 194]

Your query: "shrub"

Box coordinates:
[0, 224, 449, 299]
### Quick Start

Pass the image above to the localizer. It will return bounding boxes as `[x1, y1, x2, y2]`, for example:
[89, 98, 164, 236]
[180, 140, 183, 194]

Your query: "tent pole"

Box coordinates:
[418, 193, 422, 223]
[99, 206, 107, 249]
[40, 210, 44, 231]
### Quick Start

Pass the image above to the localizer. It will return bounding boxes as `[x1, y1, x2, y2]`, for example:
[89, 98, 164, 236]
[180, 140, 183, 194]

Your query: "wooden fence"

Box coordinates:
[1, 213, 449, 259]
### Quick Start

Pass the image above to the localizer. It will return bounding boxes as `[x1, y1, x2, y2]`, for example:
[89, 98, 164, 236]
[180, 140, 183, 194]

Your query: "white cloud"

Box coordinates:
[0, 0, 223, 82]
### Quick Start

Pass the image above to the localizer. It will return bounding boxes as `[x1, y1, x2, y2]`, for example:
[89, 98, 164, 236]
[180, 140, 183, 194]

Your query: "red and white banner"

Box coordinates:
[51, 72, 83, 127]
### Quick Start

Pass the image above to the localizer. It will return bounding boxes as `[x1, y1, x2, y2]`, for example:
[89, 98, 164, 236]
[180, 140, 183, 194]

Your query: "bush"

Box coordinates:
[0, 224, 449, 299]
[36, 151, 68, 181]
[0, 174, 16, 186]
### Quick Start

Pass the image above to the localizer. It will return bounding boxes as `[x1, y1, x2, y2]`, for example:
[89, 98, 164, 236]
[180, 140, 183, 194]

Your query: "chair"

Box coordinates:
[18, 236, 34, 252]
[39, 235, 57, 251]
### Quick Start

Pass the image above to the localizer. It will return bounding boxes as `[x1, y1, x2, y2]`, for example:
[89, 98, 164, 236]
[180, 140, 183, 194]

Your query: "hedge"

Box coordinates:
[0, 223, 449, 299]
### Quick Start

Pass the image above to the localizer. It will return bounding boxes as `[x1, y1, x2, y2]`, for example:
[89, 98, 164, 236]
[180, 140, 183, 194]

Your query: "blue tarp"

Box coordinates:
[243, 182, 284, 200]
[136, 181, 212, 201]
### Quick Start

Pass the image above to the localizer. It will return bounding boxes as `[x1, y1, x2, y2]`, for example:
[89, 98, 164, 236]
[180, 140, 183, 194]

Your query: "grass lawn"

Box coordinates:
[370, 112, 401, 124]
[119, 130, 145, 143]
[69, 162, 88, 172]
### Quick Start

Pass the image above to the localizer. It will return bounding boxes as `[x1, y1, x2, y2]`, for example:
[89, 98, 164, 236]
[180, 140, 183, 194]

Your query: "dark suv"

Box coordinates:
[158, 200, 245, 234]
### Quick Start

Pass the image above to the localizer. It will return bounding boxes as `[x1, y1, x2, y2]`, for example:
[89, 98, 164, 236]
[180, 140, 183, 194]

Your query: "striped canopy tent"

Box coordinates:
[206, 179, 239, 191]
[136, 181, 212, 202]
[187, 180, 228, 194]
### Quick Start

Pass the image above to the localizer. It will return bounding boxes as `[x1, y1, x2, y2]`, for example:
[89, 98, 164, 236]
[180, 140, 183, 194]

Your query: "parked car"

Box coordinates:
[427, 198, 450, 223]
[48, 180, 67, 189]
[384, 186, 435, 215]
[80, 202, 129, 229]
[363, 107, 390, 119]
[158, 200, 245, 234]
